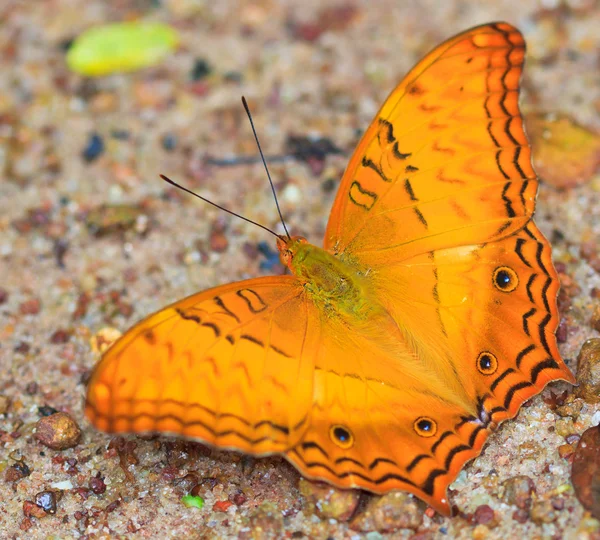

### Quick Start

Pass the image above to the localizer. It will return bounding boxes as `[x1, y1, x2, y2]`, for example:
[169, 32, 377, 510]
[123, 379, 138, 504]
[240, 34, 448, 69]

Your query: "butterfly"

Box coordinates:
[85, 22, 575, 515]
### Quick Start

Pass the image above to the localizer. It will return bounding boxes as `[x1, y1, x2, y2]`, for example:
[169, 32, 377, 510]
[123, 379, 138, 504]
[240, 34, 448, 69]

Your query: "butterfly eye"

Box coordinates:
[477, 351, 498, 375]
[493, 266, 518, 292]
[414, 417, 437, 438]
[329, 425, 354, 449]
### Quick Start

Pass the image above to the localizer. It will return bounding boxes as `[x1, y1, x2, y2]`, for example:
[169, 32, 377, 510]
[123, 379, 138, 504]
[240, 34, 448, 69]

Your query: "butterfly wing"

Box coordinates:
[324, 22, 536, 264]
[309, 21, 574, 513]
[85, 277, 318, 454]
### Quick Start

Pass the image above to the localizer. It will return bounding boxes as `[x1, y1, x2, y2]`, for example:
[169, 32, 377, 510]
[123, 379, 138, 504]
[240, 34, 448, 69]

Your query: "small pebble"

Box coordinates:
[230, 490, 247, 506]
[530, 499, 557, 524]
[5, 462, 31, 482]
[213, 500, 233, 512]
[50, 329, 72, 344]
[591, 305, 600, 332]
[473, 504, 496, 526]
[22, 501, 46, 519]
[571, 425, 600, 519]
[19, 298, 41, 315]
[0, 288, 8, 304]
[349, 492, 423, 532]
[89, 473, 107, 494]
[575, 339, 600, 403]
[38, 405, 59, 417]
[190, 58, 212, 80]
[82, 133, 105, 163]
[0, 395, 10, 414]
[35, 412, 82, 450]
[555, 417, 575, 437]
[501, 475, 536, 510]
[299, 479, 360, 521]
[35, 491, 58, 514]
[246, 502, 283, 535]
[162, 133, 177, 151]
[555, 399, 583, 419]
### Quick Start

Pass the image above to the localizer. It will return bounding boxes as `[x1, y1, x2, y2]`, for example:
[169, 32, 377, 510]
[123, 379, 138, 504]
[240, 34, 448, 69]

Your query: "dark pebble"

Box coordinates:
[161, 133, 177, 151]
[89, 473, 107, 495]
[5, 462, 31, 482]
[82, 133, 105, 163]
[571, 425, 600, 519]
[473, 504, 495, 525]
[38, 405, 59, 417]
[190, 58, 212, 80]
[35, 490, 58, 514]
[501, 475, 536, 510]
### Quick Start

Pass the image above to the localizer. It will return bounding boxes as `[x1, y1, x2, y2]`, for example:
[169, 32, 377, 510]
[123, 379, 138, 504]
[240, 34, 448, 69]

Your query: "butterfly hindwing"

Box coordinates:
[86, 277, 316, 454]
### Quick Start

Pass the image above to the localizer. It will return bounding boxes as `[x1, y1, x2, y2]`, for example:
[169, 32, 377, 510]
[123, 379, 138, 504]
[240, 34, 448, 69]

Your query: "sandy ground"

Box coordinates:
[1, 0, 599, 538]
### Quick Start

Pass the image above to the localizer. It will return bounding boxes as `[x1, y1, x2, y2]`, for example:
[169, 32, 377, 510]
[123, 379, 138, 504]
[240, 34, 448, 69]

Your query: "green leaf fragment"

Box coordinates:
[181, 494, 204, 509]
[67, 21, 179, 76]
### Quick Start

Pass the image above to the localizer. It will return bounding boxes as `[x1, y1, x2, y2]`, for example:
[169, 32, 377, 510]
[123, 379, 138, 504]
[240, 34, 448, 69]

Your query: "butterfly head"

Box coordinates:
[276, 235, 309, 270]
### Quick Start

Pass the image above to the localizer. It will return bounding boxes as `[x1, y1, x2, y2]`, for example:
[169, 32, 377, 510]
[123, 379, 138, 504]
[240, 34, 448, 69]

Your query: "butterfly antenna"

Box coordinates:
[160, 174, 282, 240]
[242, 96, 291, 240]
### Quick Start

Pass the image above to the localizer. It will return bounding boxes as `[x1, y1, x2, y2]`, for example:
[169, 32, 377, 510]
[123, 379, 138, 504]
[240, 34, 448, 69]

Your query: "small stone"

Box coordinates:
[50, 329, 71, 344]
[25, 382, 38, 395]
[5, 462, 31, 482]
[172, 472, 200, 494]
[555, 417, 575, 437]
[512, 508, 529, 523]
[246, 502, 283, 536]
[89, 327, 122, 354]
[35, 491, 58, 514]
[572, 425, 600, 519]
[0, 395, 10, 414]
[591, 305, 600, 332]
[89, 474, 106, 494]
[19, 298, 41, 315]
[576, 339, 600, 403]
[82, 133, 105, 163]
[22, 501, 46, 519]
[38, 405, 59, 417]
[473, 504, 496, 526]
[530, 499, 557, 524]
[35, 412, 81, 450]
[558, 443, 576, 459]
[555, 399, 583, 419]
[349, 492, 423, 532]
[190, 58, 212, 80]
[472, 524, 490, 539]
[213, 500, 233, 512]
[299, 479, 360, 521]
[0, 288, 8, 304]
[230, 490, 247, 506]
[161, 133, 177, 151]
[501, 476, 536, 510]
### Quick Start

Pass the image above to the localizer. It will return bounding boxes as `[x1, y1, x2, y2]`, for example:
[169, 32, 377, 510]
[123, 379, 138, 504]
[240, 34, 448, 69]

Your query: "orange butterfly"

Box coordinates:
[86, 22, 575, 515]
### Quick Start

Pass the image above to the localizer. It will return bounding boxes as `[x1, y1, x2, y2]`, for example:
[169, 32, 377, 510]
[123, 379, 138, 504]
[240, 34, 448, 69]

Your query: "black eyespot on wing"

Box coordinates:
[414, 417, 437, 438]
[477, 351, 498, 375]
[329, 425, 354, 449]
[493, 266, 518, 292]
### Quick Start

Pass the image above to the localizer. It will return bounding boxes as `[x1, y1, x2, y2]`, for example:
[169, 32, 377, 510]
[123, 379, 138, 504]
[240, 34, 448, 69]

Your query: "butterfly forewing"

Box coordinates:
[324, 22, 536, 264]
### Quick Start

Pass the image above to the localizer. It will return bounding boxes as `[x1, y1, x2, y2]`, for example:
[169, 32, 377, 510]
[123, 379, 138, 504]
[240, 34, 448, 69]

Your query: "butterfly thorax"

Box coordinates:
[277, 235, 380, 321]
